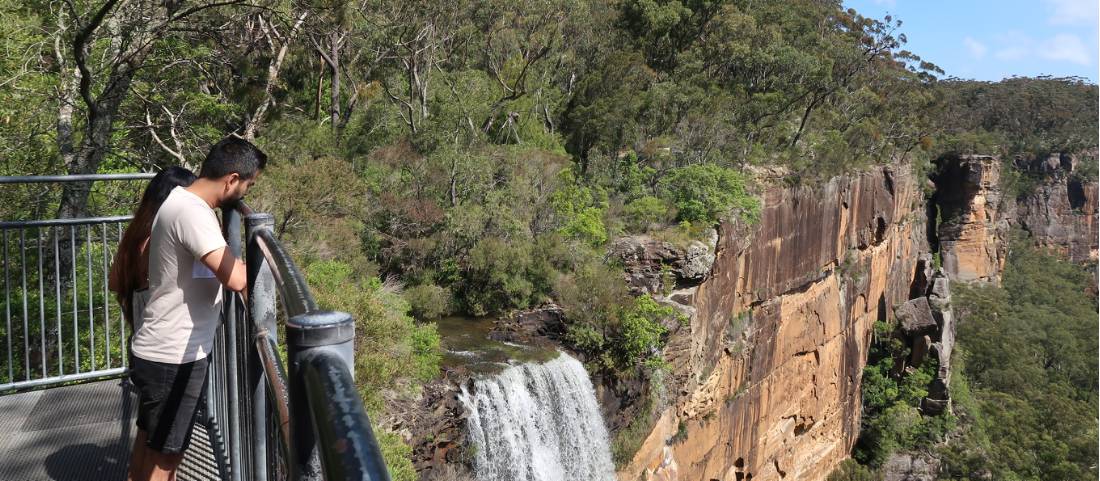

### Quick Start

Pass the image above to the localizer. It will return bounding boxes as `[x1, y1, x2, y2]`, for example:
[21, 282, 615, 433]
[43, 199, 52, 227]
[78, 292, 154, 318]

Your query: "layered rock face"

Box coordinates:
[931, 152, 1098, 281]
[931, 155, 1009, 284]
[622, 165, 931, 481]
[1014, 152, 1098, 262]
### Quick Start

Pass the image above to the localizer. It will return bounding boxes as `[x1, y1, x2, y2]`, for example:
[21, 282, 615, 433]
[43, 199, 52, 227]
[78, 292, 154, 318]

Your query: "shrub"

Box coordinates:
[854, 320, 954, 466]
[551, 169, 610, 247]
[623, 195, 671, 232]
[616, 295, 674, 364]
[658, 164, 758, 224]
[459, 238, 547, 316]
[377, 428, 417, 481]
[559, 206, 609, 247]
[404, 283, 452, 320]
[827, 459, 879, 481]
[305, 260, 442, 413]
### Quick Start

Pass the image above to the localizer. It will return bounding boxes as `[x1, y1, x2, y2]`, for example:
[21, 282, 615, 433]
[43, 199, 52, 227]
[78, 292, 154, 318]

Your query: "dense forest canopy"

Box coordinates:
[833, 245, 1099, 481]
[0, 1, 1097, 479]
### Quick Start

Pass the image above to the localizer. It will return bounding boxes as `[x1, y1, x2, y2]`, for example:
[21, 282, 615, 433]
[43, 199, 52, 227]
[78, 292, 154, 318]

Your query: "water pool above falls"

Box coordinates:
[459, 352, 616, 481]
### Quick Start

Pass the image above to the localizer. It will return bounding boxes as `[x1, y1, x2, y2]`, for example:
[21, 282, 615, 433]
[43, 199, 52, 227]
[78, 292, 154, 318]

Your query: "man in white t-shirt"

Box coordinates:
[127, 137, 265, 481]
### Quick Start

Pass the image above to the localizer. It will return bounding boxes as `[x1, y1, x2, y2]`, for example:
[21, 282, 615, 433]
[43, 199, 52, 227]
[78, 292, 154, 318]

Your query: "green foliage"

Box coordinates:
[377, 428, 418, 481]
[658, 164, 758, 224]
[551, 170, 610, 247]
[610, 359, 671, 467]
[554, 256, 682, 373]
[305, 260, 442, 413]
[622, 196, 672, 232]
[853, 320, 955, 467]
[936, 77, 1099, 157]
[610, 392, 655, 467]
[403, 284, 452, 321]
[827, 459, 879, 481]
[459, 238, 549, 316]
[618, 295, 674, 362]
[935, 246, 1098, 481]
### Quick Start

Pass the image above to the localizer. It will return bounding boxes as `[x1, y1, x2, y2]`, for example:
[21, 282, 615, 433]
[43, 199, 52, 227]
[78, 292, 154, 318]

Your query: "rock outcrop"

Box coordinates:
[404, 370, 474, 478]
[1014, 151, 1099, 263]
[889, 258, 955, 415]
[931, 155, 1010, 284]
[921, 270, 954, 415]
[622, 164, 932, 481]
[608, 232, 718, 296]
[881, 453, 941, 481]
[932, 151, 1098, 282]
[488, 303, 566, 346]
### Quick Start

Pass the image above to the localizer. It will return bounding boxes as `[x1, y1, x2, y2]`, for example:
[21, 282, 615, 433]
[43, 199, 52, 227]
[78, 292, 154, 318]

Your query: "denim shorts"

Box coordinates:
[129, 355, 209, 454]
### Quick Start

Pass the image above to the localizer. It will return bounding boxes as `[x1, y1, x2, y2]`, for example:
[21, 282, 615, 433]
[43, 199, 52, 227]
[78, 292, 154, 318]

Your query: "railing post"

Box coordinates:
[286, 310, 356, 481]
[222, 206, 246, 481]
[246, 213, 276, 481]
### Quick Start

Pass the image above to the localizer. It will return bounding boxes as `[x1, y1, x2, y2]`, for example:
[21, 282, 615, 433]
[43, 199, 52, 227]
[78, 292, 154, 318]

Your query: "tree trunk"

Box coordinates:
[328, 39, 341, 130]
[314, 53, 324, 121]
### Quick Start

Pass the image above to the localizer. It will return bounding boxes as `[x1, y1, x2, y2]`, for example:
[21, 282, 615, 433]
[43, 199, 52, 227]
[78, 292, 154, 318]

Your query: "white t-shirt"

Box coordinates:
[132, 187, 228, 364]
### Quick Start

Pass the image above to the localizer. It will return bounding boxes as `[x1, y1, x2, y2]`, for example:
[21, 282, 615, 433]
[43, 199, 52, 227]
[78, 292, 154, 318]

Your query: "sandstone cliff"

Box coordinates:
[929, 152, 1099, 285]
[930, 155, 1010, 284]
[622, 164, 931, 481]
[1013, 152, 1099, 263]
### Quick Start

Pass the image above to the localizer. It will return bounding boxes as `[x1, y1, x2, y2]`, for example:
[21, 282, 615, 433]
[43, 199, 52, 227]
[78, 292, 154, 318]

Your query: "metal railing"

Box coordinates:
[1, 174, 391, 481]
[0, 173, 154, 392]
[217, 202, 391, 481]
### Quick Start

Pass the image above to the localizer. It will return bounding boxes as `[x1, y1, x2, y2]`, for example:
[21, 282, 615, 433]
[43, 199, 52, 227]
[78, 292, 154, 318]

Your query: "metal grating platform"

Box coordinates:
[0, 379, 223, 481]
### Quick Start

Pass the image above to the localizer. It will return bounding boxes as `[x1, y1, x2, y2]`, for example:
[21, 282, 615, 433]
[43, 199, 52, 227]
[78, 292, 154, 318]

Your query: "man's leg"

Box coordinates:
[144, 450, 184, 481]
[129, 356, 206, 481]
[127, 429, 148, 481]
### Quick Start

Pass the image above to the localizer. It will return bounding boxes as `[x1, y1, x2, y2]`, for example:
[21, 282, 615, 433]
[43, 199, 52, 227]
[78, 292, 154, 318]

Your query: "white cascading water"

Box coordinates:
[460, 352, 617, 481]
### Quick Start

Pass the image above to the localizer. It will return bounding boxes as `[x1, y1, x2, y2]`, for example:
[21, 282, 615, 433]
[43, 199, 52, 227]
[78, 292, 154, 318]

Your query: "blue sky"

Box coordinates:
[844, 0, 1099, 82]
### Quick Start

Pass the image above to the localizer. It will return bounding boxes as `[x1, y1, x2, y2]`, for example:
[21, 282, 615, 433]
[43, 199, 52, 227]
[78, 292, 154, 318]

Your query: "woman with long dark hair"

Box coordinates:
[109, 166, 198, 334]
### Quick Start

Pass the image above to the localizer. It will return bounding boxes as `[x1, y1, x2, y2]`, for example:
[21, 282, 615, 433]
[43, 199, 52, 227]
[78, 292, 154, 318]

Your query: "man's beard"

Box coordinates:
[220, 190, 246, 209]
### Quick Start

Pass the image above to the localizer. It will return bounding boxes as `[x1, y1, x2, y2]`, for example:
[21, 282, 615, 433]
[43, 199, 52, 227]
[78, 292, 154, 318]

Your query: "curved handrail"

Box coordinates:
[253, 228, 317, 318]
[229, 201, 390, 481]
[298, 348, 391, 481]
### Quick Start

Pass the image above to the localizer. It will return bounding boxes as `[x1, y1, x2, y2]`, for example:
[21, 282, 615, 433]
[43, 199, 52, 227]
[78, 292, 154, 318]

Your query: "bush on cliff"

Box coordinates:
[556, 260, 681, 373]
[853, 321, 955, 467]
[305, 260, 441, 481]
[658, 164, 759, 224]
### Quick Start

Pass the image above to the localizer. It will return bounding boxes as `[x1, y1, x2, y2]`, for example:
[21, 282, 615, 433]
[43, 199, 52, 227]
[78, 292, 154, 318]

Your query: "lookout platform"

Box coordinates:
[0, 380, 221, 481]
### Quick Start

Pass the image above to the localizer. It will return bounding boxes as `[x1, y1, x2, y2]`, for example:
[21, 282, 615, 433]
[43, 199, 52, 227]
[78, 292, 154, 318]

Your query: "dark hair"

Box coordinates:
[199, 136, 268, 180]
[109, 166, 197, 329]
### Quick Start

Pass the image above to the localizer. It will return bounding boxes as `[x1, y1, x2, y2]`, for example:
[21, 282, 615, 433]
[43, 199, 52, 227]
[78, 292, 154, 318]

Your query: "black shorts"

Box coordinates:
[129, 355, 209, 454]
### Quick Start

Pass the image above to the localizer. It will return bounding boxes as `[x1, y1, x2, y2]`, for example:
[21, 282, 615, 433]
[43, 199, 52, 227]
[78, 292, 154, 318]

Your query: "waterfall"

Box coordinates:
[460, 352, 617, 481]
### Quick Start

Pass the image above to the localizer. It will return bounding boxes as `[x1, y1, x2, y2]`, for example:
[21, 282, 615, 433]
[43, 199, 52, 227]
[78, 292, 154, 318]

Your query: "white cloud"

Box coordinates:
[1039, 33, 1092, 65]
[989, 32, 1092, 66]
[1044, 0, 1099, 26]
[871, 0, 897, 6]
[963, 37, 988, 59]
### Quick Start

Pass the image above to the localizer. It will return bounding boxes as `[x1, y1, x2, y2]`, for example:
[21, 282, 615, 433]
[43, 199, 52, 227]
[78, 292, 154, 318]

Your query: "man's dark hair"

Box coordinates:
[199, 137, 268, 180]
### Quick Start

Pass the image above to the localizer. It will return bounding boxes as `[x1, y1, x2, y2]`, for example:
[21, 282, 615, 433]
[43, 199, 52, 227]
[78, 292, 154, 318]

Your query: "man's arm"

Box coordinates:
[201, 246, 247, 292]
